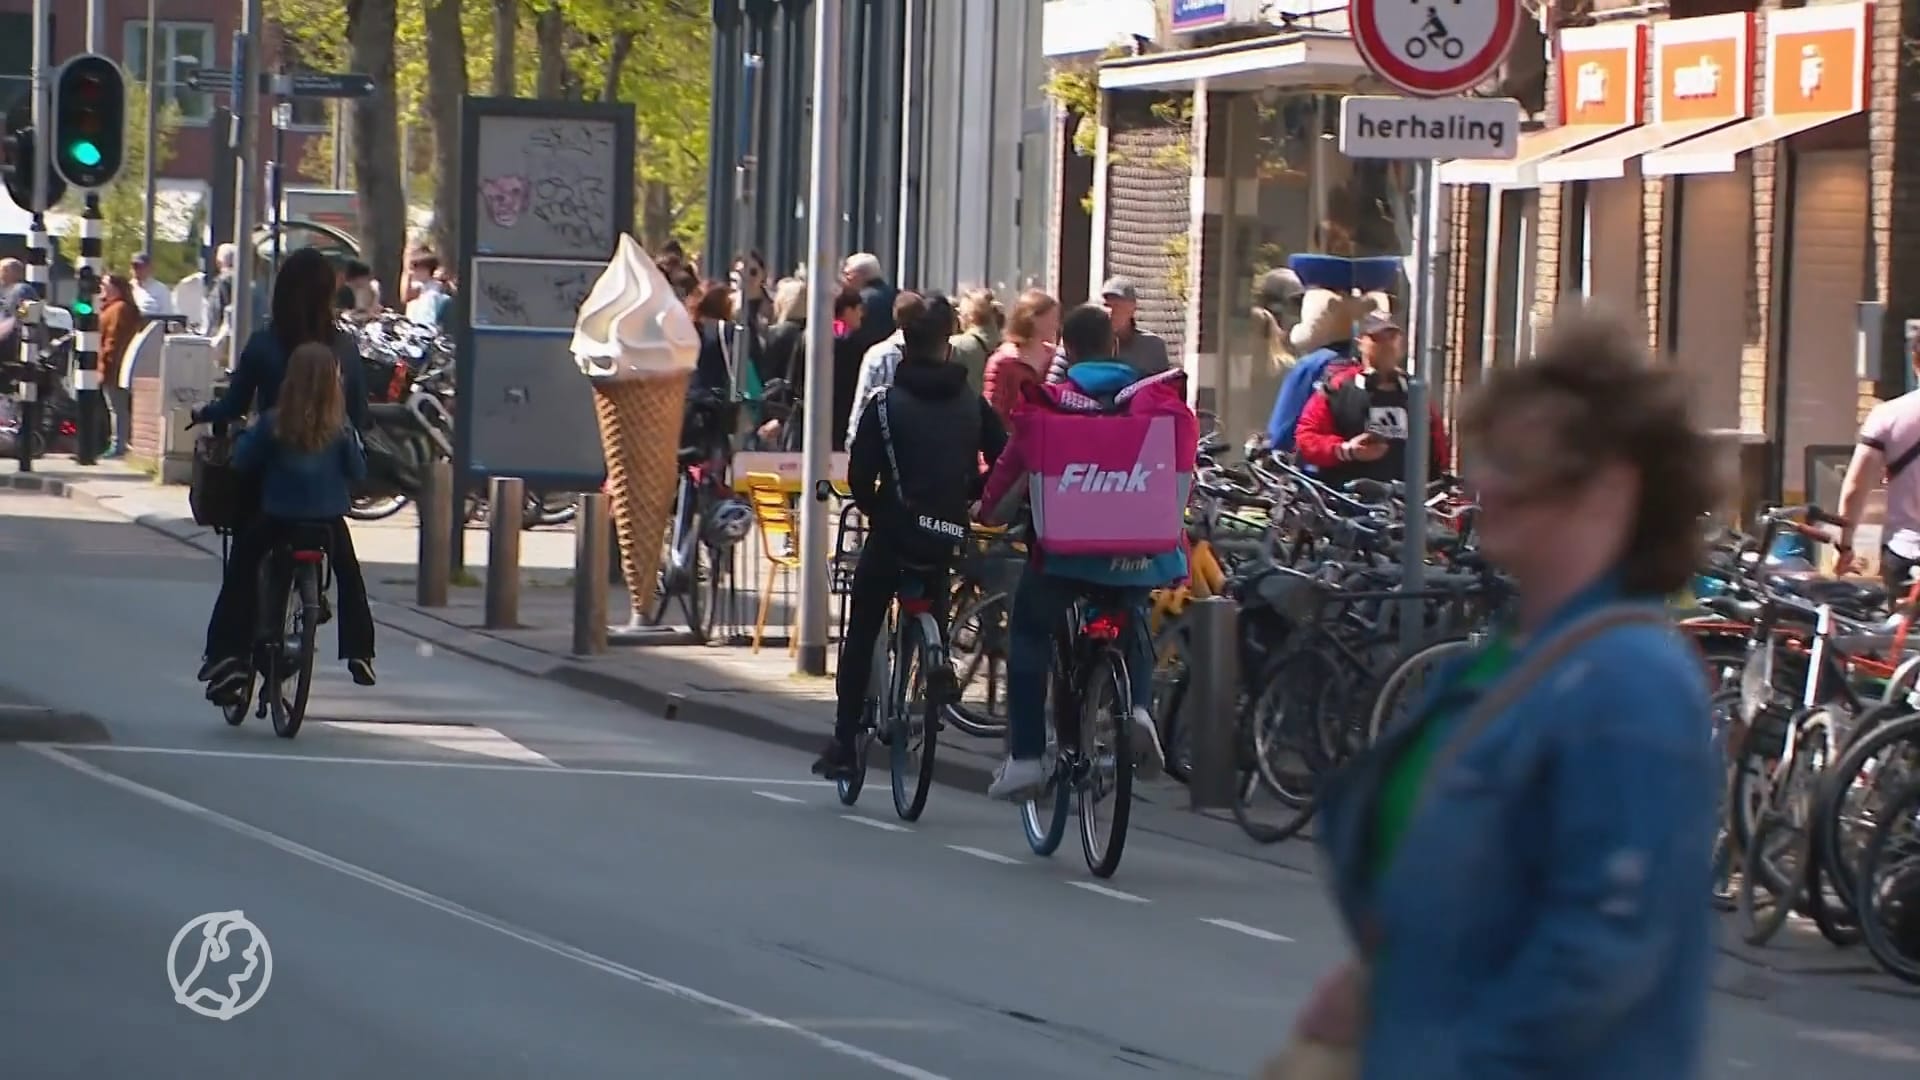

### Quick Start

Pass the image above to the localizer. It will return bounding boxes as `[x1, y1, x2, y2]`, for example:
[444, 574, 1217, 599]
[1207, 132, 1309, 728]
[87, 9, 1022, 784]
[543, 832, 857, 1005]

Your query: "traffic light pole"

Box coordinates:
[229, 0, 264, 350]
[15, 0, 52, 473]
[72, 0, 107, 466]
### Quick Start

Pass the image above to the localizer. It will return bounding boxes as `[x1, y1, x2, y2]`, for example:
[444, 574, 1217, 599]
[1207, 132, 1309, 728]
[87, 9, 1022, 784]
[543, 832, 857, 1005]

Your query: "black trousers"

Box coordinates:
[834, 539, 951, 740]
[206, 515, 375, 663]
[1885, 547, 1917, 600]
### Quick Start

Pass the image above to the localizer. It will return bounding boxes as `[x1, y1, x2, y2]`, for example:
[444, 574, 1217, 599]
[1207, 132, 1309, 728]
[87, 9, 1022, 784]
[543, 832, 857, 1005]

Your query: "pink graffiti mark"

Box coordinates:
[481, 175, 531, 228]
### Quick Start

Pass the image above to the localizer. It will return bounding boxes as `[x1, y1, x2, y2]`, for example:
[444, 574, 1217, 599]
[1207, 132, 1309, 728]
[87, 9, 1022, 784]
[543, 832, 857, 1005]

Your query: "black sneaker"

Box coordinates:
[810, 737, 858, 780]
[347, 658, 376, 687]
[196, 657, 217, 682]
[205, 661, 248, 704]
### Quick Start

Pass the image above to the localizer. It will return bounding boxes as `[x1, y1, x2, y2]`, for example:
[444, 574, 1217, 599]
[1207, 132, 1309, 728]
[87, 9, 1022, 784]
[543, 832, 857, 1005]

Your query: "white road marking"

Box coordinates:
[35, 743, 822, 785]
[946, 845, 1020, 865]
[754, 790, 804, 804]
[1067, 881, 1149, 903]
[1201, 918, 1294, 943]
[25, 745, 953, 1080]
[841, 814, 910, 833]
[322, 721, 558, 767]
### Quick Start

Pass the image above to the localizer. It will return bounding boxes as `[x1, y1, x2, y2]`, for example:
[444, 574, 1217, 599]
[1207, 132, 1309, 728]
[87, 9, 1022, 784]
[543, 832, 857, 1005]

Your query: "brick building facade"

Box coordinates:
[0, 0, 325, 239]
[1443, 0, 1910, 508]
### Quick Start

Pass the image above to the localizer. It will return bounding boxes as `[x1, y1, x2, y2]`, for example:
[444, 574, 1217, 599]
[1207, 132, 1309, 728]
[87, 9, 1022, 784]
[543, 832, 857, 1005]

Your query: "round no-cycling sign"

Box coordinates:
[1350, 0, 1522, 98]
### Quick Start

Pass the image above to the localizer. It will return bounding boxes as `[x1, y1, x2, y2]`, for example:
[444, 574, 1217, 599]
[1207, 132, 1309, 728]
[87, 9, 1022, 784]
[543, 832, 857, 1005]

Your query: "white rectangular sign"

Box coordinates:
[1338, 96, 1522, 160]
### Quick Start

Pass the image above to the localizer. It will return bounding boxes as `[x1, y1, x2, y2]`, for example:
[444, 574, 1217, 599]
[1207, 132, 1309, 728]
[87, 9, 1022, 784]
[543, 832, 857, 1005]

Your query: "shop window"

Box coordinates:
[124, 20, 215, 125]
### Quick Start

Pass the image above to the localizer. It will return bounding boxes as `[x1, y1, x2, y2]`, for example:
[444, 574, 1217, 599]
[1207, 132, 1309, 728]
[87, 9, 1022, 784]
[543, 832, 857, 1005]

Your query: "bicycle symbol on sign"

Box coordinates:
[1405, 0, 1466, 61]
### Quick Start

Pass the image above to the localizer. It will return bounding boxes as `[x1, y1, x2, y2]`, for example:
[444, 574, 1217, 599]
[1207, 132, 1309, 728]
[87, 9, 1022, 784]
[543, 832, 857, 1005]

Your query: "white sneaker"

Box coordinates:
[987, 756, 1049, 801]
[1131, 706, 1167, 779]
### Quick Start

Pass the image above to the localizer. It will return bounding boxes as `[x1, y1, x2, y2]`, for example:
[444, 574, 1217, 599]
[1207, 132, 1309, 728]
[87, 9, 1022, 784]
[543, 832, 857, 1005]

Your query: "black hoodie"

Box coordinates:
[847, 357, 1008, 561]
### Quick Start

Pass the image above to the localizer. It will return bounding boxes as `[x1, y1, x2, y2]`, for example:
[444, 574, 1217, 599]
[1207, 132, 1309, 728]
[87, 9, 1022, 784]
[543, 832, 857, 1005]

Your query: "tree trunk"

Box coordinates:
[602, 31, 635, 102]
[641, 180, 676, 252]
[347, 0, 407, 305]
[422, 0, 468, 262]
[490, 0, 517, 96]
[534, 7, 566, 99]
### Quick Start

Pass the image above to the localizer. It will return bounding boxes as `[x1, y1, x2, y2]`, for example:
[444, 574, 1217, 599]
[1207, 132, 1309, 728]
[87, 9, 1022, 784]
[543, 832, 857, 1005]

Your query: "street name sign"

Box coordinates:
[1339, 95, 1521, 160]
[184, 69, 374, 99]
[1349, 0, 1523, 98]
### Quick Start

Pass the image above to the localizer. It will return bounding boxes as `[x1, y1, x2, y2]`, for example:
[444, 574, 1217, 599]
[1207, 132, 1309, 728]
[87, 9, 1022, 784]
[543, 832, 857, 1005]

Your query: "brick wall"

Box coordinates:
[1742, 9, 1779, 436]
[1869, 0, 1920, 397]
[1103, 91, 1192, 358]
[1443, 184, 1487, 405]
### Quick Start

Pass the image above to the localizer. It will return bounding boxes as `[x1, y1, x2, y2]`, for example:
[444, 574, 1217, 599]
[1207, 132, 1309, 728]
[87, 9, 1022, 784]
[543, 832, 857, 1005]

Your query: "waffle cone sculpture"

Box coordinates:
[571, 234, 702, 623]
[593, 370, 688, 616]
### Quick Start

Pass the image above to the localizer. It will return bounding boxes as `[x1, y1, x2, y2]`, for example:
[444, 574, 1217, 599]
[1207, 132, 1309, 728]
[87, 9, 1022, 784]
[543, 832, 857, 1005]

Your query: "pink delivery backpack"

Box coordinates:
[1015, 369, 1196, 560]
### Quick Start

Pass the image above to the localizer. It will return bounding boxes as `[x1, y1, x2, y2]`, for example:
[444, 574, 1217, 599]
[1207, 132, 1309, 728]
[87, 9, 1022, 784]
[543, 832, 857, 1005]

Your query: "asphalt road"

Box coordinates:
[2, 488, 1918, 1078]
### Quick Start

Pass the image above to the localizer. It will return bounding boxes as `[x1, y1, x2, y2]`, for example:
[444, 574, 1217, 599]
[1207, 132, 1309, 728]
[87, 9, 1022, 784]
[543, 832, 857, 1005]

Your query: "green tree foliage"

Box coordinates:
[266, 0, 710, 253]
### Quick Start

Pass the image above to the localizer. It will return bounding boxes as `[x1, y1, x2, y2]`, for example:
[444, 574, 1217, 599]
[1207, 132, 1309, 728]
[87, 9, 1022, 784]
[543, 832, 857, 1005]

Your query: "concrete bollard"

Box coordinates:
[417, 459, 453, 608]
[1186, 596, 1241, 812]
[484, 476, 524, 629]
[573, 492, 610, 655]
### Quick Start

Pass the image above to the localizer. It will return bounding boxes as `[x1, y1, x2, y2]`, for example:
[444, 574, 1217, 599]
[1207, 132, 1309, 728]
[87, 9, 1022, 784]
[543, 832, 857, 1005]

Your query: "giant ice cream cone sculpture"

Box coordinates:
[572, 233, 701, 623]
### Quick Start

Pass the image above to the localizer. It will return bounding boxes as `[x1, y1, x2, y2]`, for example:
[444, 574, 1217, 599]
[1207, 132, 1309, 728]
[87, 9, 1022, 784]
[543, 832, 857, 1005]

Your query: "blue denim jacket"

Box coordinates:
[1314, 575, 1717, 1080]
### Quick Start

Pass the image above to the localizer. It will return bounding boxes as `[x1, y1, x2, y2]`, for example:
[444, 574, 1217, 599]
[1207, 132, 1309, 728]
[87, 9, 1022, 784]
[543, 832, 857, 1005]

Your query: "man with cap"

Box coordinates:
[1293, 309, 1450, 488]
[1098, 276, 1169, 378]
[128, 252, 175, 318]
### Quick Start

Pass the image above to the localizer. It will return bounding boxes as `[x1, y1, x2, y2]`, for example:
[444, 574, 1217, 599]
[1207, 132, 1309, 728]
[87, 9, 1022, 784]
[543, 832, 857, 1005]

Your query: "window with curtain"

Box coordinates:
[123, 20, 215, 124]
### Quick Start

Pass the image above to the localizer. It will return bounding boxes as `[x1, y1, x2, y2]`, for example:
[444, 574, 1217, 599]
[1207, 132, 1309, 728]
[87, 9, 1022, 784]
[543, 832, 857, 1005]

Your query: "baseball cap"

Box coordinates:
[1100, 276, 1138, 302]
[1359, 310, 1401, 336]
[131, 251, 152, 267]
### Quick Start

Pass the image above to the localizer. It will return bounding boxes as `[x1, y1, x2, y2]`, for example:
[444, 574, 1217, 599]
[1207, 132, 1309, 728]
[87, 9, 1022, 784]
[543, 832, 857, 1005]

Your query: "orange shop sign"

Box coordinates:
[1558, 22, 1646, 127]
[1765, 2, 1870, 116]
[1653, 12, 1754, 124]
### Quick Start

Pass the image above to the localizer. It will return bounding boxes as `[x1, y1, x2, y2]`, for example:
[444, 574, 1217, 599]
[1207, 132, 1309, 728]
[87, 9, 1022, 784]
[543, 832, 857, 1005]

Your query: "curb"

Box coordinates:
[0, 473, 76, 497]
[547, 664, 1004, 796]
[0, 706, 111, 744]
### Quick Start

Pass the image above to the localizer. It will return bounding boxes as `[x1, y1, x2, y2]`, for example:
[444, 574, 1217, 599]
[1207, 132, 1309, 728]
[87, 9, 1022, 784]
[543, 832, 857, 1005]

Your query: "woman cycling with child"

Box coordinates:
[196, 247, 377, 698]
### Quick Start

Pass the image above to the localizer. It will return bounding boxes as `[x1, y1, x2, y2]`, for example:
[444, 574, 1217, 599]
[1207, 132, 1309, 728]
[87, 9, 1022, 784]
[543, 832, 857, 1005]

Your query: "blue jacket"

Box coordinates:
[1315, 575, 1716, 1080]
[202, 327, 372, 432]
[1265, 341, 1356, 450]
[234, 411, 368, 520]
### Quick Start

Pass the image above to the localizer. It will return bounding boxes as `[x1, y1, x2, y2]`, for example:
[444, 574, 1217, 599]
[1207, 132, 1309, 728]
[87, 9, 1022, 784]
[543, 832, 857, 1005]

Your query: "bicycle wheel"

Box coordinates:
[890, 622, 939, 822]
[1078, 647, 1134, 879]
[1857, 776, 1920, 984]
[221, 675, 253, 727]
[945, 590, 1010, 737]
[1366, 635, 1476, 745]
[272, 566, 319, 739]
[1022, 651, 1072, 856]
[1815, 709, 1920, 913]
[1150, 614, 1193, 783]
[1738, 810, 1805, 946]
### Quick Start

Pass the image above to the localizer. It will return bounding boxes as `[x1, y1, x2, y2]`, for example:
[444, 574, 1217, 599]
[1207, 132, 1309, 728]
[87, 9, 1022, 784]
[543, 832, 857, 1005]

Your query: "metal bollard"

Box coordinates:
[485, 476, 524, 629]
[1186, 596, 1240, 811]
[417, 459, 453, 608]
[573, 492, 610, 655]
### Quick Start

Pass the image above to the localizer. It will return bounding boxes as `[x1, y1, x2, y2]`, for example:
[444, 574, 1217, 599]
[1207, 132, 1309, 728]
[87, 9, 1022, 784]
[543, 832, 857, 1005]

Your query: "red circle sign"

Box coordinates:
[1350, 0, 1522, 98]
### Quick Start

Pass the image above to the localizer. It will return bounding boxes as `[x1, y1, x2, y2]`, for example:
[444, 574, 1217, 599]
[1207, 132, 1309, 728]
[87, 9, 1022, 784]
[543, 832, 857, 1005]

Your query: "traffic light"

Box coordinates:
[51, 53, 126, 189]
[2, 118, 68, 211]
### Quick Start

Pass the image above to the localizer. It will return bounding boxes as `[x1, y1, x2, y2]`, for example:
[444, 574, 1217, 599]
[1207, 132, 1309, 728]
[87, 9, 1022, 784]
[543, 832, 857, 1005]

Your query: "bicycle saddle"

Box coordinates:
[279, 523, 334, 554]
[1764, 572, 1887, 612]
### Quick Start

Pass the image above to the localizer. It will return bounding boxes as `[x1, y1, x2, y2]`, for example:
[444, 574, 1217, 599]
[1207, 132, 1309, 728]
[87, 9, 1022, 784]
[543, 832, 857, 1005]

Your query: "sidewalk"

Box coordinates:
[12, 457, 1920, 1012]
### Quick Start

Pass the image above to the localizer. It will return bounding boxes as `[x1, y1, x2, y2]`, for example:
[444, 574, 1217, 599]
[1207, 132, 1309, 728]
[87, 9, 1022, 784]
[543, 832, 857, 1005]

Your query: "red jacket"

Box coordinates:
[1295, 366, 1451, 474]
[981, 344, 1044, 427]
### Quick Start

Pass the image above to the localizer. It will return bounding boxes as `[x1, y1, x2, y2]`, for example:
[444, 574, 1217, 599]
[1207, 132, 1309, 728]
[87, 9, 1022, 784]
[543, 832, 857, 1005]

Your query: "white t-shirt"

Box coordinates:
[131, 278, 175, 316]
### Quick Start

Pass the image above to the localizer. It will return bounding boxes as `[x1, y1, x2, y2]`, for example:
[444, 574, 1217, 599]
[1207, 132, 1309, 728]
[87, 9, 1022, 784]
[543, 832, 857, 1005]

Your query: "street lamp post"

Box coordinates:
[141, 0, 158, 253]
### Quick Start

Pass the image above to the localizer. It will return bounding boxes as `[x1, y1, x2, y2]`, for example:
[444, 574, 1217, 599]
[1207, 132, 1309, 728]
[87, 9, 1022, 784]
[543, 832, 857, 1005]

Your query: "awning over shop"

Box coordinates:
[1535, 117, 1736, 183]
[1436, 123, 1627, 188]
[1641, 110, 1855, 176]
[1097, 30, 1369, 91]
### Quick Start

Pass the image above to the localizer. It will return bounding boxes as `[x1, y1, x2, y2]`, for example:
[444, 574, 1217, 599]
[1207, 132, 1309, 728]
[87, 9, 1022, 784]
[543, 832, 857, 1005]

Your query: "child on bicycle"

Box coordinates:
[811, 294, 1009, 781]
[203, 342, 376, 703]
[977, 304, 1197, 799]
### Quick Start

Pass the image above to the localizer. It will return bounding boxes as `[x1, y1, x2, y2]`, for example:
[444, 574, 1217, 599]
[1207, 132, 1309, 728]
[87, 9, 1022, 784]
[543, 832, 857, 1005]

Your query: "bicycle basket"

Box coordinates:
[1244, 566, 1328, 625]
[189, 429, 257, 530]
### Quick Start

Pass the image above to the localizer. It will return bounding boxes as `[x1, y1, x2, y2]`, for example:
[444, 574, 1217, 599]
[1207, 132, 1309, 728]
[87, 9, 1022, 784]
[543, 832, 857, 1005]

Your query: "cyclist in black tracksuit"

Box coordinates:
[812, 293, 1009, 780]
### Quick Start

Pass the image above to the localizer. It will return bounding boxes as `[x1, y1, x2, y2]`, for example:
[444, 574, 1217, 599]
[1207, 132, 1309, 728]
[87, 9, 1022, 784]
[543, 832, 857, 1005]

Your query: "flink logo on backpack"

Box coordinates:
[1057, 462, 1158, 494]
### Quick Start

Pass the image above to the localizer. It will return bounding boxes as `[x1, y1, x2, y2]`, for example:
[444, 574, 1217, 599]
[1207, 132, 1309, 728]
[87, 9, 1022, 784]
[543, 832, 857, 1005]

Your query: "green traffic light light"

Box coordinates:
[72, 299, 93, 316]
[68, 140, 102, 167]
